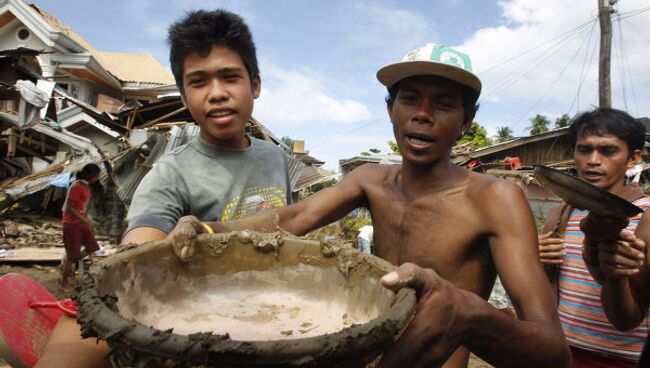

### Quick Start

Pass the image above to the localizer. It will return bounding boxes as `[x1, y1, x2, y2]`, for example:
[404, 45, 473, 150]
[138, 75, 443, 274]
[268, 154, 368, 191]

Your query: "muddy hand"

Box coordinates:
[379, 263, 461, 368]
[538, 232, 565, 265]
[169, 215, 202, 261]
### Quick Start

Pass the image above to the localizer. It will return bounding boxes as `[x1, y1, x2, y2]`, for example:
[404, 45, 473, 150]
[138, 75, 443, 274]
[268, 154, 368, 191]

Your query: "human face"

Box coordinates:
[574, 132, 640, 193]
[181, 45, 261, 149]
[387, 76, 469, 167]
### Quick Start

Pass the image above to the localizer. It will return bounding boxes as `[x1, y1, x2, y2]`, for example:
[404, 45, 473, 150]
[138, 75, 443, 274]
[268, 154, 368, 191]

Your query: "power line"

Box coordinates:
[618, 14, 650, 45]
[616, 6, 650, 20]
[510, 19, 598, 129]
[481, 26, 590, 100]
[308, 115, 386, 151]
[477, 16, 598, 76]
[614, 16, 629, 111]
[567, 20, 598, 115]
[480, 18, 597, 105]
[614, 16, 640, 115]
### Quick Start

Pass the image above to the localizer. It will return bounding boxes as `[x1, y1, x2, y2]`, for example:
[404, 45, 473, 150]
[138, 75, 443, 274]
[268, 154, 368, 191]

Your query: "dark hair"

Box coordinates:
[76, 163, 101, 181]
[385, 78, 480, 123]
[568, 108, 646, 156]
[168, 9, 259, 93]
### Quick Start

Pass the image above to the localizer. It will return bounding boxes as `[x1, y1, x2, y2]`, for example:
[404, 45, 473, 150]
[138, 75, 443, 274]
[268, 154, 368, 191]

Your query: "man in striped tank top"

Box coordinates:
[539, 108, 649, 367]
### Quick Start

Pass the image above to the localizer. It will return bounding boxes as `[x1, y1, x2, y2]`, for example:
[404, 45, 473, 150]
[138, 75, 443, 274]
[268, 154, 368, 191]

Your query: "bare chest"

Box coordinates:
[367, 189, 493, 290]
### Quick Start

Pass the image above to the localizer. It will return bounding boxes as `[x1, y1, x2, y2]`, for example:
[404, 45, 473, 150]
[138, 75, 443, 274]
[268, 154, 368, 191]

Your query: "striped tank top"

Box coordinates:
[558, 197, 650, 362]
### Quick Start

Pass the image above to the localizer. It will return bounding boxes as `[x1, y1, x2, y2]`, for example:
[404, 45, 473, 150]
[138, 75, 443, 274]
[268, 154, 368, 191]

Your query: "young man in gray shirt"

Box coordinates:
[121, 9, 292, 245]
[34, 9, 292, 367]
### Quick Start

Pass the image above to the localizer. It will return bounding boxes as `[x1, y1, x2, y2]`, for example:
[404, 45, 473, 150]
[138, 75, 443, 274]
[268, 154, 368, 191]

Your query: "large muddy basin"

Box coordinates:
[76, 232, 416, 367]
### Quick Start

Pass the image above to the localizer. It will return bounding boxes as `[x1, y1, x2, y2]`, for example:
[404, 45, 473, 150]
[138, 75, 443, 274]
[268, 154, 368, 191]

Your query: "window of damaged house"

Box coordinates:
[16, 27, 31, 42]
[56, 83, 81, 106]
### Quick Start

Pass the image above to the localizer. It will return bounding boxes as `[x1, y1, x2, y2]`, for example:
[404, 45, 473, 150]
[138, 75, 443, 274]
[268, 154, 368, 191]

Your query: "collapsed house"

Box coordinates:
[452, 126, 650, 222]
[0, 0, 326, 242]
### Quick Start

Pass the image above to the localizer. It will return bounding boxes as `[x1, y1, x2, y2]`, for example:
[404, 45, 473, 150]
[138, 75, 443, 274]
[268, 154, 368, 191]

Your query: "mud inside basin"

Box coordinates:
[76, 231, 416, 367]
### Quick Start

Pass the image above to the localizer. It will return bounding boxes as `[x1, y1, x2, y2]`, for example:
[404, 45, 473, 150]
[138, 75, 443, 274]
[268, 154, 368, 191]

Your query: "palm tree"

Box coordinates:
[528, 114, 550, 135]
[457, 121, 492, 147]
[554, 113, 571, 128]
[495, 126, 514, 143]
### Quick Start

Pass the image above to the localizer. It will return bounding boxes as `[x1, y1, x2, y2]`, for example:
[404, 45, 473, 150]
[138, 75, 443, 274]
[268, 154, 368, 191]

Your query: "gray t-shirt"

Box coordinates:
[126, 135, 292, 234]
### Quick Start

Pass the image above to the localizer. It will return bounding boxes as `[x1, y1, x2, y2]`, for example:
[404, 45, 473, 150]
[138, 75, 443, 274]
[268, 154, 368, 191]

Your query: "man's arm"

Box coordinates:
[274, 164, 371, 235]
[206, 163, 373, 234]
[121, 227, 167, 245]
[378, 180, 570, 368]
[468, 181, 570, 366]
[582, 212, 650, 330]
[34, 315, 111, 368]
[537, 203, 568, 300]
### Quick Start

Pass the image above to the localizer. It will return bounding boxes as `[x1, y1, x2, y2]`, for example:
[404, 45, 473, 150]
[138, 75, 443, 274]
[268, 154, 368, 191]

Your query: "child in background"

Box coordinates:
[59, 163, 100, 291]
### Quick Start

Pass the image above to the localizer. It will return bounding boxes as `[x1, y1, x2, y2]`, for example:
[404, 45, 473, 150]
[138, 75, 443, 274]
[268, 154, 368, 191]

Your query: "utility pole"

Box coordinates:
[598, 0, 615, 108]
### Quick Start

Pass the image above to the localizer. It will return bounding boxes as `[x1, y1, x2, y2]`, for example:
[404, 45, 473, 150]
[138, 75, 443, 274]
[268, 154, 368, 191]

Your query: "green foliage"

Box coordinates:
[387, 140, 401, 155]
[494, 126, 514, 143]
[339, 214, 372, 241]
[309, 179, 335, 194]
[369, 148, 381, 154]
[457, 121, 492, 147]
[360, 151, 371, 156]
[281, 136, 294, 151]
[299, 179, 337, 200]
[555, 113, 571, 128]
[528, 114, 550, 135]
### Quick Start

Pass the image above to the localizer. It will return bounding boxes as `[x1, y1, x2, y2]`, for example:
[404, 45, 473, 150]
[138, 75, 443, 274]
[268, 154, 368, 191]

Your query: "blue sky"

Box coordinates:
[34, 0, 650, 170]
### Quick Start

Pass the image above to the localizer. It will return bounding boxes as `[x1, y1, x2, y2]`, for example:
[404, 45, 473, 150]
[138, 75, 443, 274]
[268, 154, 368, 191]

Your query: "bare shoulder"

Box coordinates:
[344, 163, 397, 185]
[351, 162, 395, 176]
[466, 171, 524, 200]
[465, 172, 529, 217]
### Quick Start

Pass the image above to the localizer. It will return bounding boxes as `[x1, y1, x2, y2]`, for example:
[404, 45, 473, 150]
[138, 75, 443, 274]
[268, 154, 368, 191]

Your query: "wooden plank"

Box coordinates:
[0, 246, 116, 262]
[96, 93, 123, 114]
[139, 106, 187, 128]
[0, 247, 64, 262]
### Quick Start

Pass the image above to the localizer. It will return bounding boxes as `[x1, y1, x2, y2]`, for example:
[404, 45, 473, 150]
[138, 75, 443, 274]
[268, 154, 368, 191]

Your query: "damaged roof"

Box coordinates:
[28, 3, 173, 87]
[100, 52, 175, 86]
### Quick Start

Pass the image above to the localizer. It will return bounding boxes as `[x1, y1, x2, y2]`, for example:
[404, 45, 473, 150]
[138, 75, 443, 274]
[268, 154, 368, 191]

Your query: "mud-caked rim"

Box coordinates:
[75, 233, 417, 367]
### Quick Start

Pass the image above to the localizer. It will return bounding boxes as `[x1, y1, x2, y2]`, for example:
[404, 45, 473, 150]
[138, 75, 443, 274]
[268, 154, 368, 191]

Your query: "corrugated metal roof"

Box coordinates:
[114, 134, 167, 204]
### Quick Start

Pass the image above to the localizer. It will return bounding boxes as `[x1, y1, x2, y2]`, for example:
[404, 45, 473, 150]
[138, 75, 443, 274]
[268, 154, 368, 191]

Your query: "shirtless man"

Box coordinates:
[174, 43, 570, 367]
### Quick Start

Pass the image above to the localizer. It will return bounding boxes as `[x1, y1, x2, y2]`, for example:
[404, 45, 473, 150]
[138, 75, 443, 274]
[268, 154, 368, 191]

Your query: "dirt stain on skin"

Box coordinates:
[75, 231, 416, 367]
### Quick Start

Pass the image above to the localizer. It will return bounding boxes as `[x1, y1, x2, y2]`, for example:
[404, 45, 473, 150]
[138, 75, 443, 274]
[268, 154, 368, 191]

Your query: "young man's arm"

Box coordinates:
[170, 164, 374, 259]
[122, 161, 188, 245]
[581, 212, 650, 330]
[379, 180, 570, 368]
[121, 227, 167, 245]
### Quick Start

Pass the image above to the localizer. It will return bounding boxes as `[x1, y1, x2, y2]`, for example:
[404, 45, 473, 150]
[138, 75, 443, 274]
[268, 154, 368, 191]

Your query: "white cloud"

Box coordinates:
[308, 130, 397, 170]
[335, 2, 437, 53]
[458, 0, 650, 133]
[255, 62, 372, 126]
[173, 0, 260, 25]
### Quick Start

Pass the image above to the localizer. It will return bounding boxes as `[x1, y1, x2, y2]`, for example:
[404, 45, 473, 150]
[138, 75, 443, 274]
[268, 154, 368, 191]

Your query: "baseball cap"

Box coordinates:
[376, 43, 481, 94]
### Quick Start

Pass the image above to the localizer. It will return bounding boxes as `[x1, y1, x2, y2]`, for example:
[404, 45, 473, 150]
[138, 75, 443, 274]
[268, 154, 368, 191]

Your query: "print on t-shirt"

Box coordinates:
[220, 186, 287, 221]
